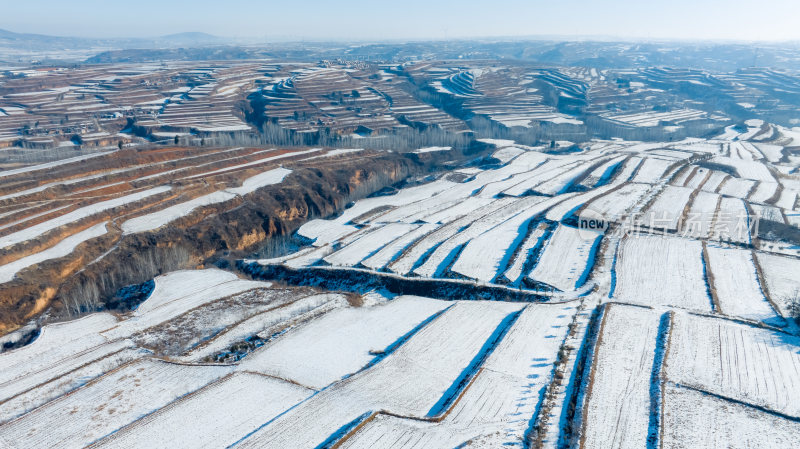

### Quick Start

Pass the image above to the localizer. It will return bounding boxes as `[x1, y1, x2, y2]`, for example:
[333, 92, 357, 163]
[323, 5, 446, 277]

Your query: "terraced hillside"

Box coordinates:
[0, 143, 465, 332]
[2, 116, 799, 447]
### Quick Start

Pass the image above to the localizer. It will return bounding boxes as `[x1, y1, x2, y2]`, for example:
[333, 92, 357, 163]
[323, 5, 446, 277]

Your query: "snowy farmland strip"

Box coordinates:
[102, 269, 270, 339]
[182, 293, 346, 362]
[545, 183, 618, 222]
[333, 180, 457, 225]
[0, 313, 119, 394]
[711, 197, 751, 244]
[121, 168, 291, 234]
[581, 183, 650, 223]
[0, 348, 148, 425]
[579, 155, 627, 189]
[338, 303, 577, 448]
[630, 157, 675, 184]
[0, 359, 232, 448]
[323, 223, 420, 267]
[699, 170, 728, 192]
[234, 301, 524, 448]
[749, 182, 779, 204]
[387, 199, 517, 276]
[579, 304, 663, 449]
[359, 223, 438, 271]
[500, 160, 580, 197]
[527, 224, 603, 292]
[640, 185, 693, 232]
[500, 222, 550, 285]
[705, 245, 779, 323]
[0, 150, 117, 179]
[664, 312, 800, 418]
[239, 296, 451, 389]
[613, 234, 712, 311]
[182, 148, 320, 180]
[0, 222, 108, 283]
[718, 177, 757, 199]
[450, 194, 575, 283]
[412, 198, 544, 278]
[92, 372, 312, 448]
[683, 190, 720, 239]
[753, 252, 800, 317]
[0, 186, 171, 249]
[661, 383, 800, 448]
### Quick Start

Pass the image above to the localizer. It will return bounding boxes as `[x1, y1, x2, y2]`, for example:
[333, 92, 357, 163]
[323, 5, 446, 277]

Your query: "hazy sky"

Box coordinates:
[3, 0, 800, 42]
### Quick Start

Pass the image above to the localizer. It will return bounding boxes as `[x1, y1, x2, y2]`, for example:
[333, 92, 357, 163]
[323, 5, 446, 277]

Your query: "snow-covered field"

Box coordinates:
[92, 372, 312, 449]
[527, 224, 602, 291]
[121, 167, 292, 234]
[323, 223, 420, 267]
[712, 196, 751, 244]
[235, 301, 525, 448]
[0, 222, 108, 283]
[665, 312, 800, 417]
[640, 185, 693, 231]
[240, 295, 450, 388]
[753, 252, 800, 317]
[580, 304, 663, 449]
[339, 303, 576, 447]
[631, 157, 674, 184]
[450, 195, 571, 283]
[0, 186, 170, 249]
[613, 234, 711, 311]
[662, 384, 800, 449]
[705, 245, 779, 323]
[0, 359, 233, 448]
[581, 182, 651, 222]
[683, 190, 719, 238]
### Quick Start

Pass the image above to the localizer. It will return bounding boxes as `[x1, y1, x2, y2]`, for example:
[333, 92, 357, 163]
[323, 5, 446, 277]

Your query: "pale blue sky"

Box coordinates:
[3, 0, 800, 42]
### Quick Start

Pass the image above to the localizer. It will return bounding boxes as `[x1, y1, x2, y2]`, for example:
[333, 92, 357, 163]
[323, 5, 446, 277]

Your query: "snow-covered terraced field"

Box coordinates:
[0, 359, 233, 448]
[240, 295, 450, 389]
[665, 312, 800, 418]
[755, 253, 800, 317]
[711, 196, 751, 244]
[449, 195, 572, 283]
[698, 170, 728, 192]
[323, 223, 420, 267]
[640, 185, 693, 231]
[0, 186, 170, 249]
[92, 372, 312, 449]
[580, 304, 663, 449]
[683, 190, 720, 238]
[339, 303, 576, 447]
[749, 181, 779, 204]
[0, 222, 108, 282]
[613, 234, 712, 311]
[662, 384, 800, 449]
[527, 224, 602, 291]
[235, 301, 525, 448]
[630, 157, 676, 184]
[581, 182, 651, 222]
[705, 245, 779, 323]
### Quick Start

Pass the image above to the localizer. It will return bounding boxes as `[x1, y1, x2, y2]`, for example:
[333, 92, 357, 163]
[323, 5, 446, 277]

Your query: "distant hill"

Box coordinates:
[0, 28, 229, 55]
[0, 28, 105, 50]
[160, 32, 223, 44]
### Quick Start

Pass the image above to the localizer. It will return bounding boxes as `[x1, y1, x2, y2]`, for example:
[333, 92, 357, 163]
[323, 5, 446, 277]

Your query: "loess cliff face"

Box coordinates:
[0, 146, 472, 334]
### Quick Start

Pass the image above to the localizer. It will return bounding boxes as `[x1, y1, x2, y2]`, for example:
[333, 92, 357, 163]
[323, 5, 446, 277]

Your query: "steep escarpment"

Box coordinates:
[0, 148, 466, 333]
